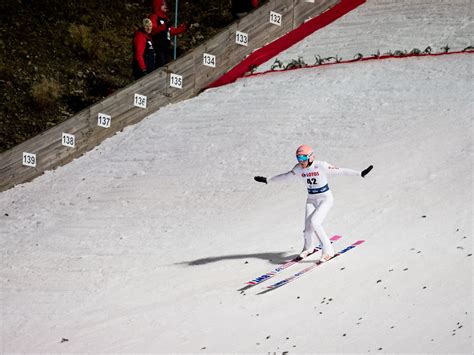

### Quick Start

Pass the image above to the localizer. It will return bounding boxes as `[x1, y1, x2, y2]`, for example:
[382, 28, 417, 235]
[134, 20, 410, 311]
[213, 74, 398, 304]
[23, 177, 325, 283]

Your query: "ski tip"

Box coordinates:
[353, 240, 366, 245]
[238, 284, 253, 292]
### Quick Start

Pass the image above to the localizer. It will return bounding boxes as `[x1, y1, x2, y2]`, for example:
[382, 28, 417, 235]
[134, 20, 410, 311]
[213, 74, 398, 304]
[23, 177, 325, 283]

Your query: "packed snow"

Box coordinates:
[257, 0, 473, 72]
[0, 0, 472, 353]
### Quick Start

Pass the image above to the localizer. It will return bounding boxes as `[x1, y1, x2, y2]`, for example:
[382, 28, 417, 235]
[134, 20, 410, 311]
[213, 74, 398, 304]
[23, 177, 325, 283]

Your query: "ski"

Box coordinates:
[238, 235, 342, 292]
[258, 240, 365, 294]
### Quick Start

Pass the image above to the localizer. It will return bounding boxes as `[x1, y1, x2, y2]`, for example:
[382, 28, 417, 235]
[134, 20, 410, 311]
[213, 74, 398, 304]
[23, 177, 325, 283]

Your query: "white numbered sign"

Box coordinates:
[203, 53, 216, 68]
[235, 31, 249, 46]
[170, 73, 183, 89]
[270, 11, 282, 26]
[98, 113, 111, 128]
[305, 0, 315, 2]
[134, 93, 147, 108]
[23, 152, 36, 167]
[62, 133, 75, 148]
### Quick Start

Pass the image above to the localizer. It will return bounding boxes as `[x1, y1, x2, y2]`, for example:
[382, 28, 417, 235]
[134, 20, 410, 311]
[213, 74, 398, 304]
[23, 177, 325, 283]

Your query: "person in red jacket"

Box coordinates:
[132, 18, 156, 80]
[149, 0, 188, 68]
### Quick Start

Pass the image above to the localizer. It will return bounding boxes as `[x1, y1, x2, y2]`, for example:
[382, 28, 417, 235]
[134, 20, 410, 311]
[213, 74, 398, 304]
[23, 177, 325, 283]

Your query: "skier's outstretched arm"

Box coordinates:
[254, 166, 299, 184]
[324, 163, 373, 178]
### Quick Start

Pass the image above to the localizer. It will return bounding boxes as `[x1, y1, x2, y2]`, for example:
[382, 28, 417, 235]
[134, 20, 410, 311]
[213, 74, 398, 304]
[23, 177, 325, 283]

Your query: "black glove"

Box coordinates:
[254, 176, 267, 184]
[361, 165, 373, 178]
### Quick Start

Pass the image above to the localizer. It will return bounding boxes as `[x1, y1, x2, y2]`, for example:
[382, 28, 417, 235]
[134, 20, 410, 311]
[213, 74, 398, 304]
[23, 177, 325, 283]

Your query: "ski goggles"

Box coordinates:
[296, 154, 310, 162]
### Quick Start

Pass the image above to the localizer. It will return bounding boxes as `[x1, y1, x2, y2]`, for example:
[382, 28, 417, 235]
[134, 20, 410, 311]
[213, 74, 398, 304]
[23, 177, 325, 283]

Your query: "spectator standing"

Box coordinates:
[231, 0, 259, 20]
[149, 0, 188, 68]
[132, 18, 156, 80]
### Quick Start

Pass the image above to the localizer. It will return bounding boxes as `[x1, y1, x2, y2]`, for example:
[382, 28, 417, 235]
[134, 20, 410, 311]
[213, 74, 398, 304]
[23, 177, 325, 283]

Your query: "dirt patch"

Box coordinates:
[0, 0, 234, 152]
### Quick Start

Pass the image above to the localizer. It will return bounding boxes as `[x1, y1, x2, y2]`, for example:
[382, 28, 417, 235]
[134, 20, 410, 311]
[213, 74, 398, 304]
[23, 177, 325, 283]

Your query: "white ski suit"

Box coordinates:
[269, 161, 360, 255]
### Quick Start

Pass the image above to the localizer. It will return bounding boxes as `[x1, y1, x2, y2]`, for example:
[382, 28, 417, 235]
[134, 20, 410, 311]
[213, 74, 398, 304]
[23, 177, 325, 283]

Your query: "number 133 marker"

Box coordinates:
[235, 31, 248, 46]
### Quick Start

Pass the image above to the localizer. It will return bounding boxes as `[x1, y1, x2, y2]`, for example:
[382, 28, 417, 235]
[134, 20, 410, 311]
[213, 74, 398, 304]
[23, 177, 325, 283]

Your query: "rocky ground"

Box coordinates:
[0, 0, 234, 152]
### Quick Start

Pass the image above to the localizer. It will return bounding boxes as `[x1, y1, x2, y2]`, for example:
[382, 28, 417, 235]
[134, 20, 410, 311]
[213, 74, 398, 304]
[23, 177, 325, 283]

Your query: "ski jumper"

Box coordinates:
[269, 161, 360, 255]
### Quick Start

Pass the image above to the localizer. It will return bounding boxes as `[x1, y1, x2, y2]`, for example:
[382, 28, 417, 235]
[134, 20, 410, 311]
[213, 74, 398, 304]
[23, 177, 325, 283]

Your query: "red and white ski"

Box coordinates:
[259, 240, 366, 294]
[239, 235, 342, 292]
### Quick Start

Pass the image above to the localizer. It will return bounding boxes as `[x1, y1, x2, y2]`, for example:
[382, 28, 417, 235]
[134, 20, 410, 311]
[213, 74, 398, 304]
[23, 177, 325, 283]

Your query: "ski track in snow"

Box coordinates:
[0, 0, 472, 353]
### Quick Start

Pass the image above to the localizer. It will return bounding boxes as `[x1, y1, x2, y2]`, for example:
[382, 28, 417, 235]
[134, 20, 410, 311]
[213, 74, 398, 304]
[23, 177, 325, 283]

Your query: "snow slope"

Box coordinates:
[257, 0, 473, 72]
[0, 0, 472, 353]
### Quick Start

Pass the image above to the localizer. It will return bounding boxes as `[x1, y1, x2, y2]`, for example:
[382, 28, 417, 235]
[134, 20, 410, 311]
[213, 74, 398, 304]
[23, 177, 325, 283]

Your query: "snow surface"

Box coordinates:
[0, 0, 472, 353]
[258, 0, 473, 72]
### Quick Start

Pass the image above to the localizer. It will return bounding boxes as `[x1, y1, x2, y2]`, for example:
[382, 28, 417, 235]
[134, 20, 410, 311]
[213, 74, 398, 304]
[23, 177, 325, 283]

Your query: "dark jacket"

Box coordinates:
[149, 0, 187, 67]
[149, 14, 187, 50]
[232, 0, 259, 16]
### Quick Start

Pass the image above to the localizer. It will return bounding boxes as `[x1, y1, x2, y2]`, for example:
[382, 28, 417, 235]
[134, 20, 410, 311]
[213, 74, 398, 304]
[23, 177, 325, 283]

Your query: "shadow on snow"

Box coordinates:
[176, 251, 299, 266]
